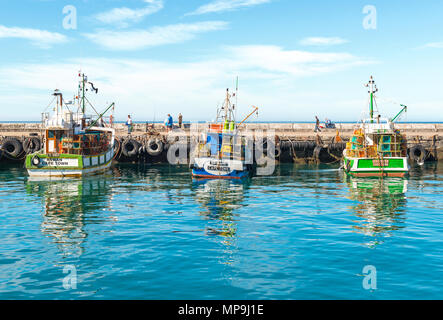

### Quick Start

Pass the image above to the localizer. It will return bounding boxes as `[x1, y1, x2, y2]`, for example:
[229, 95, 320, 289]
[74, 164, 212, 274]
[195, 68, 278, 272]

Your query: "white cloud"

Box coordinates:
[0, 45, 375, 121]
[300, 37, 349, 46]
[95, 0, 163, 26]
[84, 21, 229, 50]
[423, 42, 443, 48]
[225, 45, 368, 76]
[187, 0, 271, 15]
[0, 25, 67, 48]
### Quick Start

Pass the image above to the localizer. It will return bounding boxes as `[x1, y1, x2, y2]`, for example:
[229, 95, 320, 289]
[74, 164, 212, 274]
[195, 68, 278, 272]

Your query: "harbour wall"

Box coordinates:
[0, 122, 441, 164]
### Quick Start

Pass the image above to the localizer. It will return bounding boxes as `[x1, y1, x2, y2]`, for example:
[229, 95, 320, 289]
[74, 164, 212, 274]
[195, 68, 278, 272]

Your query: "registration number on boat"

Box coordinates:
[372, 159, 389, 167]
[207, 165, 231, 172]
[205, 160, 232, 173]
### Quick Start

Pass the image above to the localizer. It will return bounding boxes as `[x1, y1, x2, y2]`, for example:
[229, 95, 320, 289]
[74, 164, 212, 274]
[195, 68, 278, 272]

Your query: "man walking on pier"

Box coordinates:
[314, 116, 321, 132]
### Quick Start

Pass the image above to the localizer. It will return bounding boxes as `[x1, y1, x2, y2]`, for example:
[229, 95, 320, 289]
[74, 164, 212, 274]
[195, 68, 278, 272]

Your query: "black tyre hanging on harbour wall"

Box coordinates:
[1, 137, 23, 158]
[122, 138, 141, 157]
[274, 144, 281, 158]
[409, 144, 426, 164]
[23, 137, 42, 154]
[145, 138, 164, 156]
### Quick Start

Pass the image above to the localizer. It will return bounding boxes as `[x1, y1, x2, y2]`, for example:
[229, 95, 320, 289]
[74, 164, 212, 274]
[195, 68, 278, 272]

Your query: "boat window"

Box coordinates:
[48, 130, 55, 138]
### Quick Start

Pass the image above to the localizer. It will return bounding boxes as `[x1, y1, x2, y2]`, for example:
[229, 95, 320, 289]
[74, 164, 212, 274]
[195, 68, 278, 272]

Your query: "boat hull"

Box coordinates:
[26, 149, 114, 178]
[191, 157, 250, 179]
[343, 155, 409, 178]
[192, 168, 249, 179]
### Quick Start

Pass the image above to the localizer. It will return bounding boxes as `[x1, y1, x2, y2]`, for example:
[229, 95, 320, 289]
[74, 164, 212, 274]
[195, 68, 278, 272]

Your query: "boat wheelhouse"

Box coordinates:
[342, 76, 409, 177]
[26, 73, 115, 178]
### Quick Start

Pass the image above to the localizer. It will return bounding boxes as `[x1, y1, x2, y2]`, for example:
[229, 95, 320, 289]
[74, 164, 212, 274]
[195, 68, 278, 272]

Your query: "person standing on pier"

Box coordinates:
[165, 114, 173, 132]
[126, 115, 133, 134]
[314, 116, 321, 132]
[178, 113, 183, 128]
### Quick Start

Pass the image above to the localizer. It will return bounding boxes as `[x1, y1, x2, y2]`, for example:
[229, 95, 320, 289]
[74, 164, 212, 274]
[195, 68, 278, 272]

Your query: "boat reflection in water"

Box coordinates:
[192, 178, 248, 246]
[25, 174, 113, 257]
[345, 175, 408, 246]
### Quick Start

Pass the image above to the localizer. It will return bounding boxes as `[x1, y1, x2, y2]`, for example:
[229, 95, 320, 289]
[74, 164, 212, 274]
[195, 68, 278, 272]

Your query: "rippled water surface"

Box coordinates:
[0, 162, 441, 299]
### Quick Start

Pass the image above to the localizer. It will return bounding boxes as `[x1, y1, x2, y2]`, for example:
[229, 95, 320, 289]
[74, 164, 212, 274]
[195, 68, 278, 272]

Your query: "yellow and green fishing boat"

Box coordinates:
[342, 76, 410, 177]
[25, 73, 115, 178]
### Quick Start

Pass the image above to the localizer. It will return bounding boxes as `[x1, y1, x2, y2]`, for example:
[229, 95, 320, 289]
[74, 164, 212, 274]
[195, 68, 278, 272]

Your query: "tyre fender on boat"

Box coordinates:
[122, 139, 141, 157]
[146, 138, 164, 156]
[1, 137, 23, 158]
[410, 144, 426, 164]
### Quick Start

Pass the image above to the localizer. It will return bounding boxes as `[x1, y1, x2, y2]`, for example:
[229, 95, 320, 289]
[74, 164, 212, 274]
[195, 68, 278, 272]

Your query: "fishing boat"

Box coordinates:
[25, 73, 116, 178]
[342, 76, 409, 177]
[190, 87, 258, 179]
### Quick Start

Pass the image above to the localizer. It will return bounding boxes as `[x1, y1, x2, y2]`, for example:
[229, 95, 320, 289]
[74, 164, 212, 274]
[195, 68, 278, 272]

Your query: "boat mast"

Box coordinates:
[217, 88, 235, 123]
[224, 89, 229, 122]
[81, 73, 86, 114]
[235, 76, 238, 120]
[365, 76, 378, 123]
[53, 89, 62, 117]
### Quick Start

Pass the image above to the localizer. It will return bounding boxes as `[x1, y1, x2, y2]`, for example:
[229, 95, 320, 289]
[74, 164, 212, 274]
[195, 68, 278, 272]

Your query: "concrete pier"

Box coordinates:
[1, 122, 441, 162]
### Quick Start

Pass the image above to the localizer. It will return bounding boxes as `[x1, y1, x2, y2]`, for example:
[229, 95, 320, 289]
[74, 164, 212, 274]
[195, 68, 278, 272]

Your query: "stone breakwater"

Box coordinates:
[0, 122, 441, 163]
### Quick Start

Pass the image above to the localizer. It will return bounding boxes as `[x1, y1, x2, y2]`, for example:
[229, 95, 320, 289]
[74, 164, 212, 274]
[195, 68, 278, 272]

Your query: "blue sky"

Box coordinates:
[0, 0, 442, 122]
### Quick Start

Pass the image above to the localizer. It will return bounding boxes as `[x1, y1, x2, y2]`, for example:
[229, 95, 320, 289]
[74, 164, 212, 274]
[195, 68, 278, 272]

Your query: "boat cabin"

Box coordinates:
[44, 128, 111, 156]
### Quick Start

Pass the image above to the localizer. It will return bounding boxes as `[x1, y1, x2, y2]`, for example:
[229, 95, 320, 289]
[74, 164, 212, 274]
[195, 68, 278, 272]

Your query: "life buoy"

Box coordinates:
[31, 155, 41, 166]
[23, 137, 42, 154]
[410, 144, 426, 164]
[146, 138, 164, 156]
[122, 139, 141, 157]
[1, 137, 23, 158]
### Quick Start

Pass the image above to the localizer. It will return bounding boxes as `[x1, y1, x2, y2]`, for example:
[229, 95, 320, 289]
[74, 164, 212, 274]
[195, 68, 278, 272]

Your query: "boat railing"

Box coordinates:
[346, 128, 407, 158]
[195, 141, 246, 161]
[58, 130, 113, 156]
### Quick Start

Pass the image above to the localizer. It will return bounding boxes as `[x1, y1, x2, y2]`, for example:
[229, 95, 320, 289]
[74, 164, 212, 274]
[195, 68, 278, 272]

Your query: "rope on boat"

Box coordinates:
[113, 138, 122, 161]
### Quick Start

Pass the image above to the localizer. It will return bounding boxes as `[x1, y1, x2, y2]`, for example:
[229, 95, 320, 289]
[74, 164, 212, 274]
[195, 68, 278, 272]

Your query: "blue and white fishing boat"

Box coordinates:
[191, 87, 258, 179]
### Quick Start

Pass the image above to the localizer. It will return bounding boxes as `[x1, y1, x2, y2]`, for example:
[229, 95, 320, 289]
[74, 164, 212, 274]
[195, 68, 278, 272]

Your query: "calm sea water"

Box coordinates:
[0, 162, 441, 299]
